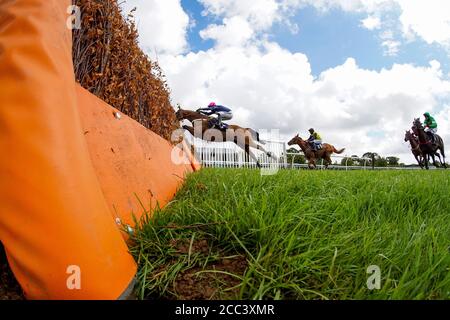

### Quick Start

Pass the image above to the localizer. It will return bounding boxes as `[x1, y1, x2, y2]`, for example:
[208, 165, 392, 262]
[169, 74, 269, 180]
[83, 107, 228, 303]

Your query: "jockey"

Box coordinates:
[307, 128, 322, 151]
[423, 112, 437, 143]
[197, 102, 233, 129]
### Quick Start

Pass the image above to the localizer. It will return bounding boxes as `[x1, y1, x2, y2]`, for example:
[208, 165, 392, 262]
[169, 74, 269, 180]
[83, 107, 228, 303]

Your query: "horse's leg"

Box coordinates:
[325, 154, 332, 169]
[424, 153, 429, 170]
[238, 142, 261, 168]
[439, 144, 447, 169]
[182, 125, 195, 137]
[308, 158, 316, 170]
[247, 139, 276, 160]
[415, 154, 423, 169]
[244, 138, 280, 164]
[435, 152, 443, 167]
[431, 152, 438, 168]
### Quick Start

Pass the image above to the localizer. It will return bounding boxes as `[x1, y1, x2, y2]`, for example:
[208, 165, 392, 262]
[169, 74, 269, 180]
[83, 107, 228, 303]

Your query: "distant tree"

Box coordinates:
[375, 157, 388, 167]
[362, 152, 380, 169]
[362, 152, 380, 160]
[351, 155, 365, 166]
[387, 157, 400, 166]
[341, 157, 354, 166]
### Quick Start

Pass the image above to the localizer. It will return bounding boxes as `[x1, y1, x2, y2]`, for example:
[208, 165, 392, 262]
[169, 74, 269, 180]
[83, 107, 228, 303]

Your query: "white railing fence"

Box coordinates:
[183, 133, 425, 170]
[286, 153, 371, 171]
[285, 152, 425, 170]
[184, 134, 287, 169]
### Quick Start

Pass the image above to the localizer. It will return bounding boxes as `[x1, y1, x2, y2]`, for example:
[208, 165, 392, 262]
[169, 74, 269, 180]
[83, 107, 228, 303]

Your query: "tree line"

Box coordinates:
[286, 149, 405, 168]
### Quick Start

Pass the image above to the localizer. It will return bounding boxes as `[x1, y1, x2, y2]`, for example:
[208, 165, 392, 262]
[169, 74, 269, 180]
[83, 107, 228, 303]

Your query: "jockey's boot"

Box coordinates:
[208, 118, 217, 129]
[217, 119, 224, 130]
[217, 114, 227, 130]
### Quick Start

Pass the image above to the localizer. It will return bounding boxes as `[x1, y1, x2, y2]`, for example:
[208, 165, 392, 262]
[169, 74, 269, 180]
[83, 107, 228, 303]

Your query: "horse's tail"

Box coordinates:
[333, 147, 345, 154]
[438, 136, 446, 161]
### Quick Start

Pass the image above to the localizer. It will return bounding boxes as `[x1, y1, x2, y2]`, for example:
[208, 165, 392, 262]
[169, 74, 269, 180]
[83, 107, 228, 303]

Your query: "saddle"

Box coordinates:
[309, 142, 322, 152]
[425, 132, 442, 145]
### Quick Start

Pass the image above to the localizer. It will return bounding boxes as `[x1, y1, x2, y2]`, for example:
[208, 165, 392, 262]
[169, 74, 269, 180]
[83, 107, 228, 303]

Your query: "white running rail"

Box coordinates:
[182, 132, 426, 170]
[184, 134, 287, 169]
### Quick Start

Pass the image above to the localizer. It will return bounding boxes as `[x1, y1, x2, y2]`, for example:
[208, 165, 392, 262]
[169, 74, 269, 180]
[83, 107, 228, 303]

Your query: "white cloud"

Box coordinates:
[197, 0, 306, 47]
[294, 0, 395, 14]
[120, 0, 190, 55]
[396, 0, 450, 48]
[378, 29, 401, 56]
[199, 16, 255, 48]
[304, 0, 450, 50]
[382, 40, 401, 56]
[122, 0, 450, 164]
[162, 44, 450, 163]
[361, 15, 381, 30]
[199, 0, 281, 31]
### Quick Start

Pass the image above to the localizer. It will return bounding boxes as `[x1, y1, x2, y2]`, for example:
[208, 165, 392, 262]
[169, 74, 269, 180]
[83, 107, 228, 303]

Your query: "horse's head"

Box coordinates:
[413, 118, 423, 130]
[175, 107, 184, 121]
[288, 134, 299, 146]
[288, 134, 306, 147]
[404, 130, 409, 142]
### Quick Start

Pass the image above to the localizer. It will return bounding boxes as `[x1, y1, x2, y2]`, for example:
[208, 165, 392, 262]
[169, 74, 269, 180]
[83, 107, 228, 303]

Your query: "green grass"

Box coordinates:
[130, 169, 450, 300]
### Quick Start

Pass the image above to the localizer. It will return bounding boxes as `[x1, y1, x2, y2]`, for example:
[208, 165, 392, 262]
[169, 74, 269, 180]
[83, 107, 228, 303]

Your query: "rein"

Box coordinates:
[413, 123, 432, 146]
[296, 139, 314, 156]
[408, 137, 423, 150]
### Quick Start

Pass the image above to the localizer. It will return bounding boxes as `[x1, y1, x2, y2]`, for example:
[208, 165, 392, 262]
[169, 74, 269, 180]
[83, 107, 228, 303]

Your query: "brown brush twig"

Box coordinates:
[72, 0, 179, 141]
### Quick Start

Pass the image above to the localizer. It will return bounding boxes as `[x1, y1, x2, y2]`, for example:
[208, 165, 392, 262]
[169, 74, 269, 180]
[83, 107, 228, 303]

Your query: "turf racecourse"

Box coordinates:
[130, 169, 450, 300]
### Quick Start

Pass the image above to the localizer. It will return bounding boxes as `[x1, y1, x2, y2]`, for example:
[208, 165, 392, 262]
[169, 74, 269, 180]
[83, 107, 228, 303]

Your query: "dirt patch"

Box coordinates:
[0, 245, 24, 300]
[174, 255, 248, 300]
[169, 238, 210, 256]
[166, 238, 248, 300]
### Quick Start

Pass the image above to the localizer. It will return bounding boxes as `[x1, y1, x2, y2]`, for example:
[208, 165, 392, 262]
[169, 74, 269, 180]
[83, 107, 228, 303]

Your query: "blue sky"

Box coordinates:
[181, 0, 450, 77]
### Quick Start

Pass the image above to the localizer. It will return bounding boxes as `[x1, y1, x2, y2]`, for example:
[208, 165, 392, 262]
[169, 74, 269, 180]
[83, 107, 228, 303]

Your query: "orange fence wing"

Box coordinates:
[77, 85, 198, 230]
[0, 0, 138, 299]
[0, 0, 200, 300]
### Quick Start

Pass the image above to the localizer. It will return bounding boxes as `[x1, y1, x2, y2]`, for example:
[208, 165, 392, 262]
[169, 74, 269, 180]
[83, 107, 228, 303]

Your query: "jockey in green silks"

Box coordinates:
[423, 112, 437, 143]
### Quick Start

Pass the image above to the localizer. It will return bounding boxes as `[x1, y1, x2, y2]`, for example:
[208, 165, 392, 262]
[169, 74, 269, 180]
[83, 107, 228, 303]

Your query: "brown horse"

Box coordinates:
[412, 118, 446, 170]
[404, 130, 424, 169]
[287, 134, 345, 169]
[175, 108, 275, 168]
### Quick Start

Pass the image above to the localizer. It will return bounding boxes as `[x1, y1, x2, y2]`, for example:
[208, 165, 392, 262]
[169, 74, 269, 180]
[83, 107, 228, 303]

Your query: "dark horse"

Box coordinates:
[412, 118, 446, 170]
[287, 134, 345, 169]
[175, 108, 276, 168]
[404, 130, 424, 169]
